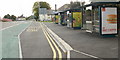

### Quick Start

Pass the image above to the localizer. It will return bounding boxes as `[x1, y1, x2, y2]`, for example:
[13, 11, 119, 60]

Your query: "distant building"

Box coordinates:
[39, 8, 54, 21]
[58, 4, 70, 11]
[17, 15, 26, 21]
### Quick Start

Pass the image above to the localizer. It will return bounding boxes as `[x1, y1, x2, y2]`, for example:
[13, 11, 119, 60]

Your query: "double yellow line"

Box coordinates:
[40, 23, 62, 60]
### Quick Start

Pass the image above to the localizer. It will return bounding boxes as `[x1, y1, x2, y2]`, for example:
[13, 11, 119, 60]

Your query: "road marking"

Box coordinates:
[43, 23, 73, 52]
[32, 29, 34, 32]
[73, 49, 103, 60]
[26, 27, 38, 32]
[42, 23, 72, 60]
[40, 23, 57, 60]
[41, 23, 62, 60]
[44, 31, 58, 60]
[45, 29, 62, 60]
[18, 21, 32, 59]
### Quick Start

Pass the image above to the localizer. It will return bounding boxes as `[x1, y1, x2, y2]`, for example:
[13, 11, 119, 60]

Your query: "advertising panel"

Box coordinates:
[101, 7, 117, 34]
[55, 15, 59, 24]
[72, 12, 82, 28]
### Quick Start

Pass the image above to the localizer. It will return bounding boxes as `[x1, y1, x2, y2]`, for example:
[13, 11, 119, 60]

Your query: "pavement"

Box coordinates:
[44, 22, 118, 59]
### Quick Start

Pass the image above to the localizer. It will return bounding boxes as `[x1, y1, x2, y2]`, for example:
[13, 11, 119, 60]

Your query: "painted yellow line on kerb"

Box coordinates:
[45, 30, 62, 60]
[41, 22, 62, 60]
[44, 30, 57, 60]
[40, 23, 57, 60]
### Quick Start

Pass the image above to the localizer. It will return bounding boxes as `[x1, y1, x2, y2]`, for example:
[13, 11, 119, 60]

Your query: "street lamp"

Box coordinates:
[55, 4, 57, 12]
[38, 2, 40, 21]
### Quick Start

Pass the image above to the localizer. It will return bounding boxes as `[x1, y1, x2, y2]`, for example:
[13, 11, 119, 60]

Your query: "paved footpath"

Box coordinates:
[1, 21, 31, 58]
[44, 22, 118, 59]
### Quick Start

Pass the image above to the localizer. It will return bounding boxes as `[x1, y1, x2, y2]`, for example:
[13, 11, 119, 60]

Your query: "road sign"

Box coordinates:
[39, 8, 47, 14]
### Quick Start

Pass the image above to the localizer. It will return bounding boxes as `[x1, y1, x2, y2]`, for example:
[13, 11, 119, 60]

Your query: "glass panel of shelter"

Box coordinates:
[85, 6, 93, 33]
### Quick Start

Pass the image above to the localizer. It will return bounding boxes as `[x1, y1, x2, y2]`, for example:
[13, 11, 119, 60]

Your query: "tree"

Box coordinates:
[4, 14, 11, 19]
[26, 15, 35, 20]
[39, 2, 51, 10]
[70, 1, 81, 9]
[11, 15, 16, 21]
[33, 2, 39, 20]
[32, 1, 51, 20]
[70, 1, 85, 9]
[3, 14, 16, 21]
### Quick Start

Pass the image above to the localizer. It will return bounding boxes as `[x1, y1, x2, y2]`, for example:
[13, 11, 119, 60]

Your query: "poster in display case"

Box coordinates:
[72, 12, 82, 28]
[101, 7, 118, 35]
[55, 15, 60, 24]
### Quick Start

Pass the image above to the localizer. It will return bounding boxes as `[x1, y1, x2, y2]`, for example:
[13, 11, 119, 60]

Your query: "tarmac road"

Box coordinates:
[20, 21, 66, 59]
[1, 21, 118, 60]
[20, 22, 52, 58]
[1, 21, 21, 30]
[1, 21, 31, 58]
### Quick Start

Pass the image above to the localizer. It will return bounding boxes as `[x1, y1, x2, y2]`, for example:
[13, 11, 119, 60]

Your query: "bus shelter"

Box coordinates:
[57, 11, 66, 25]
[83, 2, 119, 36]
[66, 9, 82, 29]
[62, 11, 67, 26]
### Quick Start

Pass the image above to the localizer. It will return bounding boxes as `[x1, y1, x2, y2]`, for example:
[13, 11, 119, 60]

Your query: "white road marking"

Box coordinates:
[73, 50, 101, 59]
[18, 21, 32, 59]
[26, 26, 38, 32]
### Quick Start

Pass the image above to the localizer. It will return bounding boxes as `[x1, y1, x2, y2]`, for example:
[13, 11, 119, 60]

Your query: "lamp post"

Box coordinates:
[55, 4, 57, 22]
[55, 4, 57, 12]
[38, 2, 40, 21]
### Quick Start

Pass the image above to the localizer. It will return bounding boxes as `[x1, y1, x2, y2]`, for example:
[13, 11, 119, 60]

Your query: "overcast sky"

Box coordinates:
[1, 0, 119, 18]
[0, 0, 91, 18]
